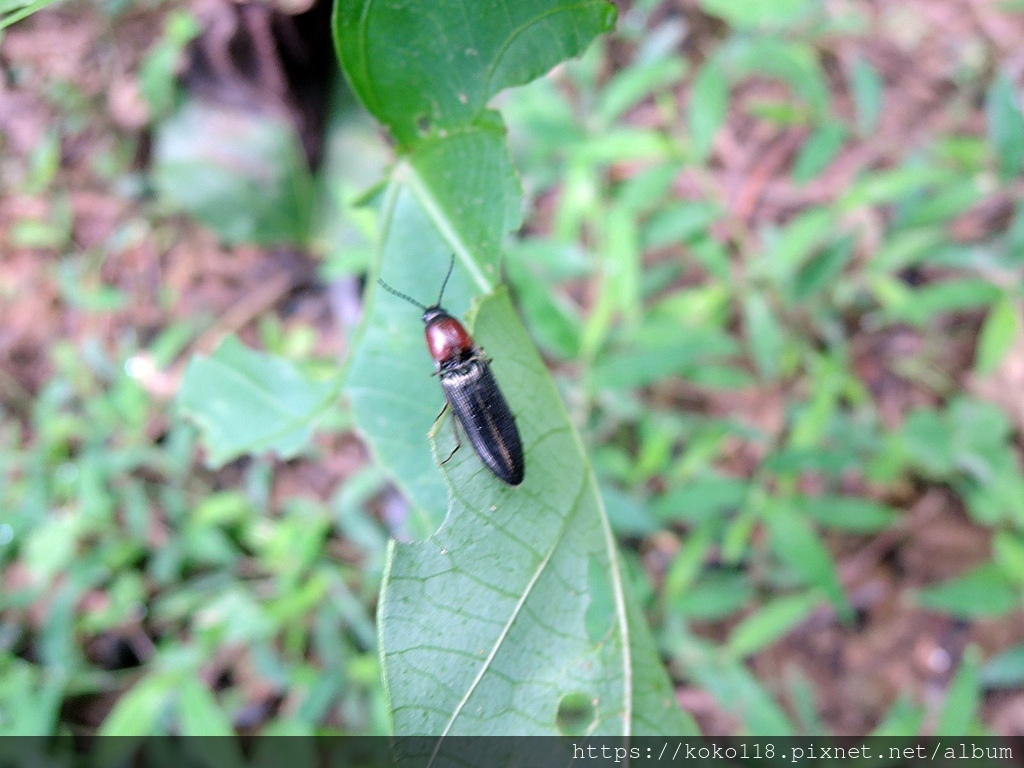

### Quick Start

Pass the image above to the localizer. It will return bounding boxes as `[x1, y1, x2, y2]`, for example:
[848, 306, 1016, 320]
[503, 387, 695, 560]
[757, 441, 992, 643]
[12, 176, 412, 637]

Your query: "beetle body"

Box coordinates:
[378, 263, 525, 486]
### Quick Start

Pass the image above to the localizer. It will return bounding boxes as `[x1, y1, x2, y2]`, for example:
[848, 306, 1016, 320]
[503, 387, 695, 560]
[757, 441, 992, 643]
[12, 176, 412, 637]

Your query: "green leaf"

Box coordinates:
[742, 292, 785, 380]
[376, 292, 693, 735]
[699, 0, 813, 29]
[98, 673, 177, 736]
[917, 564, 1020, 618]
[597, 57, 686, 126]
[974, 297, 1020, 375]
[152, 99, 314, 245]
[792, 122, 846, 182]
[671, 631, 795, 736]
[791, 495, 899, 533]
[980, 644, 1024, 690]
[850, 56, 883, 135]
[727, 593, 818, 658]
[986, 70, 1024, 179]
[935, 646, 982, 736]
[333, 0, 617, 147]
[177, 679, 237, 737]
[763, 502, 852, 621]
[178, 337, 339, 467]
[688, 58, 729, 160]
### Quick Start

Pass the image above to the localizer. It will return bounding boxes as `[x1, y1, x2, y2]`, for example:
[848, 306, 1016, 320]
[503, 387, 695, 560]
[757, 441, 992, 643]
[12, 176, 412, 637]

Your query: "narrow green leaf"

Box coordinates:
[727, 593, 818, 658]
[699, 0, 812, 29]
[986, 70, 1024, 179]
[742, 292, 785, 380]
[689, 59, 729, 160]
[791, 495, 899, 533]
[178, 337, 339, 467]
[974, 297, 1020, 375]
[763, 502, 852, 621]
[850, 56, 883, 135]
[672, 631, 795, 736]
[597, 58, 686, 126]
[177, 679, 237, 738]
[916, 564, 1019, 618]
[980, 644, 1024, 690]
[792, 122, 846, 182]
[935, 646, 982, 736]
[98, 674, 175, 736]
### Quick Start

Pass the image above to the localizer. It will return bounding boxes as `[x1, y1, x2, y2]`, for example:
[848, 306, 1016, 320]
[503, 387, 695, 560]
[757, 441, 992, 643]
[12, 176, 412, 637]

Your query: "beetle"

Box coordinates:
[377, 257, 525, 486]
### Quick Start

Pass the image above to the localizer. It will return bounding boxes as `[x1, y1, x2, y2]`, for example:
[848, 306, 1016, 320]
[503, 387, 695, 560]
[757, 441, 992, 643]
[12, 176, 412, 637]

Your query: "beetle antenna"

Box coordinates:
[435, 254, 456, 307]
[377, 278, 427, 311]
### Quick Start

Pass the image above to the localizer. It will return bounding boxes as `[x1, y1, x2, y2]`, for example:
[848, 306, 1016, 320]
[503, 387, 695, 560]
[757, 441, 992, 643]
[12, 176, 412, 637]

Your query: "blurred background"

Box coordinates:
[1, 0, 1023, 737]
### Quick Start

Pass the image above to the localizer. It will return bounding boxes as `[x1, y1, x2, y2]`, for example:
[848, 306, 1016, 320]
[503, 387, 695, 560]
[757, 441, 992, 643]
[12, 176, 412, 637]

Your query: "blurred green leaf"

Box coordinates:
[790, 495, 899, 533]
[763, 502, 852, 621]
[727, 593, 818, 658]
[699, 0, 813, 29]
[597, 57, 686, 126]
[850, 56, 883, 136]
[689, 58, 729, 160]
[935, 646, 982, 736]
[986, 70, 1024, 179]
[152, 99, 314, 245]
[792, 122, 846, 182]
[178, 337, 339, 467]
[743, 292, 785, 380]
[974, 297, 1020, 375]
[654, 476, 749, 524]
[917, 564, 1019, 618]
[979, 644, 1024, 690]
[669, 571, 754, 621]
[670, 629, 796, 735]
[177, 678, 237, 737]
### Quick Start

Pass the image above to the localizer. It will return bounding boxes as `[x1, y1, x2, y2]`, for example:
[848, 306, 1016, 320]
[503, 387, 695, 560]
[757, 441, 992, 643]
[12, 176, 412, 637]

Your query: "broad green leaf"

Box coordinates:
[333, 0, 617, 147]
[727, 593, 818, 658]
[376, 292, 693, 735]
[152, 99, 314, 245]
[178, 337, 339, 467]
[974, 297, 1020, 375]
[986, 70, 1024, 179]
[917, 564, 1019, 618]
[935, 646, 982, 736]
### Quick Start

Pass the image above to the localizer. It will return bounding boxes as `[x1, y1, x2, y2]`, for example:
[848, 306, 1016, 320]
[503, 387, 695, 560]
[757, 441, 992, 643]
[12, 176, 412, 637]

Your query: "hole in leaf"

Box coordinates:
[556, 691, 596, 736]
[416, 114, 432, 135]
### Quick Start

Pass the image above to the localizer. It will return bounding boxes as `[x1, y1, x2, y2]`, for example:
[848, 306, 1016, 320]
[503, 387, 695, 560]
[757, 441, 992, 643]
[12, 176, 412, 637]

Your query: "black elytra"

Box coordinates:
[377, 257, 524, 486]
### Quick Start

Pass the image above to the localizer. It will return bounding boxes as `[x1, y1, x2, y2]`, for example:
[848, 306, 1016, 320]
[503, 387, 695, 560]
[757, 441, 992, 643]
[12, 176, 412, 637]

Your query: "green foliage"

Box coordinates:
[333, 0, 694, 736]
[178, 337, 340, 467]
[7, 0, 1024, 742]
